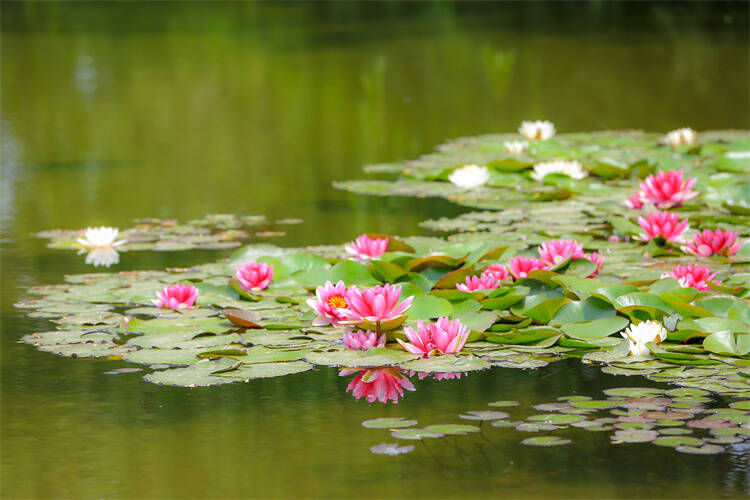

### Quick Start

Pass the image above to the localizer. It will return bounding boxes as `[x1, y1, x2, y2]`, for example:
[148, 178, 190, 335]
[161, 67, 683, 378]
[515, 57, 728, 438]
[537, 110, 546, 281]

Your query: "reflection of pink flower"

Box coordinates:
[236, 262, 273, 291]
[397, 317, 470, 358]
[683, 229, 741, 257]
[456, 275, 500, 292]
[345, 235, 388, 260]
[482, 264, 511, 281]
[152, 284, 198, 310]
[306, 280, 352, 327]
[624, 192, 644, 210]
[639, 169, 698, 209]
[342, 330, 385, 350]
[508, 256, 548, 279]
[586, 252, 605, 277]
[637, 210, 689, 242]
[340, 284, 413, 327]
[340, 367, 415, 404]
[667, 264, 719, 291]
[538, 239, 585, 265]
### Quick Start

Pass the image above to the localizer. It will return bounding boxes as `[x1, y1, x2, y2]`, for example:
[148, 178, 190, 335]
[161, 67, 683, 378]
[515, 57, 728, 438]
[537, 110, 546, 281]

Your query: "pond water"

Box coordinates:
[2, 2, 749, 498]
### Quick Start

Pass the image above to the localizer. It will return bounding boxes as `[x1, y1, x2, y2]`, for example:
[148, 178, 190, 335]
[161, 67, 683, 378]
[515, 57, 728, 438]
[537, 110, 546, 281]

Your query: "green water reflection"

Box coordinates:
[2, 2, 748, 498]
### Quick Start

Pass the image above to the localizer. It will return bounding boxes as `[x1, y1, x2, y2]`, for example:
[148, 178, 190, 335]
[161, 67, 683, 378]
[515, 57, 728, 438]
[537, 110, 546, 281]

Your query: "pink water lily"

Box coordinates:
[345, 234, 388, 260]
[638, 169, 698, 209]
[538, 239, 585, 266]
[586, 252, 605, 277]
[482, 264, 511, 282]
[342, 330, 386, 350]
[456, 274, 501, 292]
[637, 210, 689, 242]
[340, 367, 415, 404]
[236, 262, 273, 291]
[624, 192, 644, 210]
[340, 284, 413, 330]
[683, 228, 741, 257]
[508, 256, 548, 279]
[397, 317, 470, 358]
[668, 264, 719, 291]
[306, 280, 354, 327]
[152, 284, 198, 310]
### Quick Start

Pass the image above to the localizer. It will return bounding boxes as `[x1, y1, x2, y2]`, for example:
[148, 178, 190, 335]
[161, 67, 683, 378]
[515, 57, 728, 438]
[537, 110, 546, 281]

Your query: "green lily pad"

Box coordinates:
[362, 418, 418, 429]
[424, 424, 480, 435]
[521, 436, 571, 446]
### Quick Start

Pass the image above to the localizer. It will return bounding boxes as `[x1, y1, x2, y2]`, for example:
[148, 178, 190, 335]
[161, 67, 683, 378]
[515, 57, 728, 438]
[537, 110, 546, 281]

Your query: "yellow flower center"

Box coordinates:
[328, 296, 347, 309]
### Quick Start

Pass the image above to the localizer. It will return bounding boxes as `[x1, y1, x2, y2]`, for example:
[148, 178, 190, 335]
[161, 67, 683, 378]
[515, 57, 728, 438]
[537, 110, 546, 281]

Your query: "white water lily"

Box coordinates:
[664, 127, 696, 148]
[620, 320, 668, 356]
[504, 140, 529, 155]
[84, 247, 120, 268]
[77, 226, 126, 250]
[531, 160, 587, 181]
[519, 120, 555, 141]
[449, 164, 490, 189]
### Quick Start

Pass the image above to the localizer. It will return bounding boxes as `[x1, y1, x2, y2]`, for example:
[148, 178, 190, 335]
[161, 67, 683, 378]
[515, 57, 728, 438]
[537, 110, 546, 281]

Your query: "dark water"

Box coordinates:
[2, 2, 749, 498]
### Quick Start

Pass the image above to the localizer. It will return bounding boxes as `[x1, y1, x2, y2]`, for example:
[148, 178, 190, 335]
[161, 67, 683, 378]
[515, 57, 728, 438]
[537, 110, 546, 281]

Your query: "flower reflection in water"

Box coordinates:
[340, 367, 415, 404]
[340, 367, 467, 404]
[83, 246, 120, 267]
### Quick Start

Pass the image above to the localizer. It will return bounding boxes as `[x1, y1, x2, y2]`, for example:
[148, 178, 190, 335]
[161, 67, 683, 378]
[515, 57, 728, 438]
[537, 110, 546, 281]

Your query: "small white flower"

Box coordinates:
[77, 226, 126, 250]
[531, 160, 587, 181]
[84, 247, 120, 267]
[621, 320, 668, 356]
[725, 151, 750, 159]
[519, 120, 555, 141]
[449, 164, 490, 189]
[664, 127, 696, 148]
[504, 140, 529, 155]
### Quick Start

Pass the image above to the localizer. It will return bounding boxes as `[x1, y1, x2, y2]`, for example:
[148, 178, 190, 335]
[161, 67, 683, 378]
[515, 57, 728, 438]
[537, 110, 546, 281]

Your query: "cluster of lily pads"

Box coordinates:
[366, 386, 750, 457]
[35, 213, 300, 267]
[16, 128, 749, 424]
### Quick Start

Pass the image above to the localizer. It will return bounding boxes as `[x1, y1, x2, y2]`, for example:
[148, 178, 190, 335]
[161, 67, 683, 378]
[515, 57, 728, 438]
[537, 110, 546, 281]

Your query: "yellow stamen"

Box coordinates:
[328, 296, 347, 309]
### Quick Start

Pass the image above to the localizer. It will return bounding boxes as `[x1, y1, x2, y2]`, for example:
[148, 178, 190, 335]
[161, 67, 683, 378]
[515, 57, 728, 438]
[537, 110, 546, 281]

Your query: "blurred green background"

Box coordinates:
[2, 2, 748, 498]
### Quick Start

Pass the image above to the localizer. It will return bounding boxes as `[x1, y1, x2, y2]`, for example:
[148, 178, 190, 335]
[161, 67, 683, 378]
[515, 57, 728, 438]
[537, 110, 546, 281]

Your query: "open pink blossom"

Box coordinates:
[482, 264, 511, 281]
[637, 210, 689, 242]
[397, 317, 470, 358]
[345, 234, 388, 260]
[624, 192, 644, 210]
[638, 169, 698, 209]
[340, 367, 415, 404]
[586, 252, 605, 277]
[683, 228, 741, 257]
[538, 239, 585, 265]
[342, 330, 385, 350]
[340, 284, 413, 330]
[236, 262, 273, 291]
[152, 284, 198, 310]
[667, 264, 719, 291]
[508, 256, 548, 279]
[306, 280, 353, 327]
[456, 274, 501, 292]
